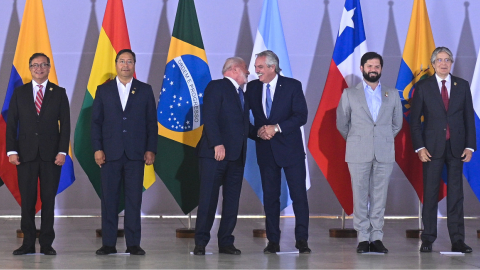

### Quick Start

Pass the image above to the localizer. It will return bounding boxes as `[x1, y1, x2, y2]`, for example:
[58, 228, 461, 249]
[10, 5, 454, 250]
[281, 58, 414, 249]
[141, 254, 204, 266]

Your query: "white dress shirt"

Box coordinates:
[116, 76, 133, 111]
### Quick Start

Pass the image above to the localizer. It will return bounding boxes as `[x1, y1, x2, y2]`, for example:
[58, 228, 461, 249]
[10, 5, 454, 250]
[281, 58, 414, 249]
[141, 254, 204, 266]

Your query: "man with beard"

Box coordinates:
[336, 52, 403, 253]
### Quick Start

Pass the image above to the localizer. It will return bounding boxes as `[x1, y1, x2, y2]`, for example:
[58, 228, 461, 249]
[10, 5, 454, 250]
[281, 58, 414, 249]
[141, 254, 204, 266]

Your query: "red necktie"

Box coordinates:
[35, 85, 43, 115]
[441, 80, 450, 140]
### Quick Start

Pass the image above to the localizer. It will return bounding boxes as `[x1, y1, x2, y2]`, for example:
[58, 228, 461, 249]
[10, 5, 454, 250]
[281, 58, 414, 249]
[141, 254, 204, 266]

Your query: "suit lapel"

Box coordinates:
[252, 80, 266, 121]
[24, 82, 38, 117]
[269, 75, 284, 119]
[448, 75, 460, 116]
[226, 78, 243, 112]
[124, 78, 138, 112]
[429, 75, 447, 114]
[356, 82, 374, 121]
[112, 78, 125, 112]
[376, 86, 389, 122]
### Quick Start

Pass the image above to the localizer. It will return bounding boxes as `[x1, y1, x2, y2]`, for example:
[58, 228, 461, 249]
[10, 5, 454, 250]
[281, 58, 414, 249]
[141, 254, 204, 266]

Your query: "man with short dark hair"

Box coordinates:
[246, 50, 310, 254]
[337, 52, 403, 253]
[91, 49, 157, 255]
[7, 52, 70, 255]
[411, 47, 476, 253]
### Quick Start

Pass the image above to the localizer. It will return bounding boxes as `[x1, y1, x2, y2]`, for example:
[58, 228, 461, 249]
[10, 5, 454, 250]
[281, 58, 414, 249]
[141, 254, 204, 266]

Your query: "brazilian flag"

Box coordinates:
[155, 0, 211, 214]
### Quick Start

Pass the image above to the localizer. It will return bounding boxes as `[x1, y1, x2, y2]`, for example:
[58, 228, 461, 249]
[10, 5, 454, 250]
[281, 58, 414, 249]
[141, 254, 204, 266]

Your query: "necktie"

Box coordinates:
[35, 85, 44, 115]
[266, 83, 272, 118]
[238, 87, 244, 111]
[441, 80, 450, 140]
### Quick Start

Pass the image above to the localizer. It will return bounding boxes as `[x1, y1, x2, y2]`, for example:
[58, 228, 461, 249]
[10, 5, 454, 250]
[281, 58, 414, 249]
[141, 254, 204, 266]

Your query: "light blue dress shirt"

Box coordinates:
[363, 80, 382, 122]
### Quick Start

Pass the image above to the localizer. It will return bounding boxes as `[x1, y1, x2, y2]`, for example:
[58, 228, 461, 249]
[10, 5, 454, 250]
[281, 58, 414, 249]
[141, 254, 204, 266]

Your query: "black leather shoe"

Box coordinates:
[219, 245, 241, 255]
[96, 245, 117, 255]
[369, 240, 388, 253]
[126, 246, 146, 255]
[264, 242, 280, 254]
[356, 241, 369, 253]
[13, 245, 35, 255]
[40, 246, 57, 255]
[295, 240, 311, 254]
[452, 240, 472, 253]
[420, 241, 432, 252]
[193, 245, 205, 255]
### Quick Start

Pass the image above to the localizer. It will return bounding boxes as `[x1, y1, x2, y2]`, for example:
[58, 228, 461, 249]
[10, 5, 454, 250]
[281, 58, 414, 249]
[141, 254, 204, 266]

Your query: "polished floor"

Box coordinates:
[0, 216, 480, 269]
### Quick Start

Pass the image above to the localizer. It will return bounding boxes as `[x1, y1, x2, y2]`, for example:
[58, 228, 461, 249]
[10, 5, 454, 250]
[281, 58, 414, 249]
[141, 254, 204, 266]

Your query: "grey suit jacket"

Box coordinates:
[336, 82, 403, 163]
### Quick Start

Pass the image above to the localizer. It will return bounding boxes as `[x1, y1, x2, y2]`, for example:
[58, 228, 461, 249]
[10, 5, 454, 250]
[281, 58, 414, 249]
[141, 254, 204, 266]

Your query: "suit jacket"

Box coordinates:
[336, 82, 403, 163]
[6, 81, 70, 162]
[91, 78, 157, 161]
[196, 78, 250, 164]
[410, 74, 476, 158]
[246, 75, 308, 167]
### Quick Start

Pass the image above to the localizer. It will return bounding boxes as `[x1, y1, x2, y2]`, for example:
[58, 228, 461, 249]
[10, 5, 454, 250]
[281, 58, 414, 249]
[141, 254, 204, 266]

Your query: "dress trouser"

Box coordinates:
[17, 153, 61, 248]
[348, 160, 393, 242]
[421, 140, 465, 244]
[195, 156, 244, 247]
[258, 145, 309, 244]
[100, 153, 144, 247]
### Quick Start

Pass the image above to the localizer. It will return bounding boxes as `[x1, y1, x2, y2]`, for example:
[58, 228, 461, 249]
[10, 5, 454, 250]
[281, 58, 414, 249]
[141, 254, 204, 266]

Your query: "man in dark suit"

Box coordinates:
[411, 47, 476, 253]
[245, 50, 310, 254]
[7, 53, 70, 255]
[193, 57, 250, 255]
[91, 49, 157, 255]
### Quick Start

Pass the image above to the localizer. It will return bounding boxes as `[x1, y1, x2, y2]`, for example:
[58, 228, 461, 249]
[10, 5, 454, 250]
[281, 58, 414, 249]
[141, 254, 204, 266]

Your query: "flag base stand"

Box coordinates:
[329, 228, 357, 238]
[330, 209, 357, 238]
[253, 229, 267, 238]
[95, 229, 124, 238]
[406, 229, 422, 238]
[16, 229, 40, 238]
[176, 213, 195, 238]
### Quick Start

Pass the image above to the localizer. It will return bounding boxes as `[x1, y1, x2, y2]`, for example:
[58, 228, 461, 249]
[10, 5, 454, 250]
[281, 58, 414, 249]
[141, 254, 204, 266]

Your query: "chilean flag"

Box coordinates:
[308, 0, 367, 215]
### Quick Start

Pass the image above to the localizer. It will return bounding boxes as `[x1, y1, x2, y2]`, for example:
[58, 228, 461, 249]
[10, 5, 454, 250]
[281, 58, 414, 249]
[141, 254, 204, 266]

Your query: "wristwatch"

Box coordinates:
[274, 125, 279, 133]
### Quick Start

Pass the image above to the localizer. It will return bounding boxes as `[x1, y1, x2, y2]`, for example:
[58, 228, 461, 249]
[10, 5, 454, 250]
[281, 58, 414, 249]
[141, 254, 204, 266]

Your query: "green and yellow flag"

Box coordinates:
[155, 0, 211, 214]
[74, 0, 156, 211]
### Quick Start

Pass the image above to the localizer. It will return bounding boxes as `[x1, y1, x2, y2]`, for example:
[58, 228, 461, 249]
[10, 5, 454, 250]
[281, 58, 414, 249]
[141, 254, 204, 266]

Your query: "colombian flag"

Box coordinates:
[155, 0, 211, 214]
[74, 0, 156, 212]
[394, 0, 446, 201]
[0, 0, 75, 212]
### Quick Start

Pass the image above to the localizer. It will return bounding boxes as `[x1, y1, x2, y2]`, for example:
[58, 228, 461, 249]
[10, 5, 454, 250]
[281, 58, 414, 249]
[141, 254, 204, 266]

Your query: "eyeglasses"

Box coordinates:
[29, 63, 50, 69]
[117, 60, 134, 65]
[435, 58, 452, 64]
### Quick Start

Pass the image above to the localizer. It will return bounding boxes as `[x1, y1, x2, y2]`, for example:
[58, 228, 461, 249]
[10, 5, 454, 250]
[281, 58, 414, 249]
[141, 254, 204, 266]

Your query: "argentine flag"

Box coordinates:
[245, 0, 311, 210]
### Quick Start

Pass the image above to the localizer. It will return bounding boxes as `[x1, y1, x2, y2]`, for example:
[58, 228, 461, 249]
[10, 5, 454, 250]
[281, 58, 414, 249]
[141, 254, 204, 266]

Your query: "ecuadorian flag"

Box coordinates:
[0, 0, 75, 212]
[74, 0, 156, 212]
[394, 0, 446, 201]
[154, 0, 211, 215]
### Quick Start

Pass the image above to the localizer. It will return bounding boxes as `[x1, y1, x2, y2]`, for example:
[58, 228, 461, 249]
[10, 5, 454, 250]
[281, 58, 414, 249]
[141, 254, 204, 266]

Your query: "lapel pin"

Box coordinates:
[454, 82, 457, 86]
[132, 91, 135, 94]
[49, 87, 53, 91]
[385, 92, 388, 97]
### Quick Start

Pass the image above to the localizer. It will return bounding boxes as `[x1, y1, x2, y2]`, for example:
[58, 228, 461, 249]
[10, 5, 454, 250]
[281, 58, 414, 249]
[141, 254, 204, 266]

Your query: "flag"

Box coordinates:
[245, 0, 310, 210]
[463, 47, 480, 200]
[74, 0, 156, 212]
[154, 0, 211, 215]
[308, 0, 367, 215]
[394, 0, 446, 202]
[0, 0, 75, 212]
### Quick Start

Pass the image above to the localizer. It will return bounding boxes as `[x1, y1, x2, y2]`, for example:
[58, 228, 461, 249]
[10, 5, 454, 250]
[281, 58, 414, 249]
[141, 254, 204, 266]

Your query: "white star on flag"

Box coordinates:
[170, 105, 173, 109]
[173, 64, 175, 68]
[168, 118, 171, 121]
[198, 93, 203, 97]
[173, 95, 176, 99]
[178, 103, 181, 106]
[162, 88, 166, 92]
[170, 81, 174, 86]
[339, 7, 356, 36]
[179, 97, 182, 101]
[186, 120, 190, 124]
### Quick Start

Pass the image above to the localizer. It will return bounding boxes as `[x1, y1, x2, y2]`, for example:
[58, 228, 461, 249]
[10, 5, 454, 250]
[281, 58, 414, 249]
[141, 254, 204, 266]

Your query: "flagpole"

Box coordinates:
[406, 199, 423, 238]
[329, 208, 356, 238]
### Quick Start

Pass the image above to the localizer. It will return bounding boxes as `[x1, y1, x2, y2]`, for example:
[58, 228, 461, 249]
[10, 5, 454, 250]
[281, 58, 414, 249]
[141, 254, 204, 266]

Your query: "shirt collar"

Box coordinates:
[225, 76, 240, 90]
[116, 76, 133, 87]
[32, 79, 48, 89]
[435, 73, 451, 84]
[362, 80, 381, 91]
[264, 74, 279, 88]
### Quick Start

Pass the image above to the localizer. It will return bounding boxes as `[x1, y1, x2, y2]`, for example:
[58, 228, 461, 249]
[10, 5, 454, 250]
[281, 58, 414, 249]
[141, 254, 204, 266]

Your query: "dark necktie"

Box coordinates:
[441, 80, 450, 140]
[238, 87, 244, 111]
[266, 83, 272, 118]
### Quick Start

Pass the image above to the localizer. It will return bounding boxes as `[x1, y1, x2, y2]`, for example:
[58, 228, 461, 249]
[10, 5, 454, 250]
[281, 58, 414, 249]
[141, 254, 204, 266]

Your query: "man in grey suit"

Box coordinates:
[336, 52, 403, 253]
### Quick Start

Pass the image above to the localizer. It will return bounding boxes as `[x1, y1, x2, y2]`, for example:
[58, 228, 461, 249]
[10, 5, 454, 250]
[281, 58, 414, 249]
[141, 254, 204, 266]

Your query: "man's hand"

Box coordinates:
[94, 150, 106, 168]
[418, 148, 432, 162]
[461, 149, 473, 162]
[257, 125, 277, 140]
[144, 151, 155, 165]
[54, 154, 66, 166]
[9, 154, 20, 165]
[214, 145, 225, 161]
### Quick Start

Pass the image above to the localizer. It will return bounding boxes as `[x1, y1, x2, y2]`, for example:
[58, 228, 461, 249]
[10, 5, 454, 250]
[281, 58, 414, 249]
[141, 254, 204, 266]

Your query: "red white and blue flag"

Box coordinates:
[308, 0, 367, 215]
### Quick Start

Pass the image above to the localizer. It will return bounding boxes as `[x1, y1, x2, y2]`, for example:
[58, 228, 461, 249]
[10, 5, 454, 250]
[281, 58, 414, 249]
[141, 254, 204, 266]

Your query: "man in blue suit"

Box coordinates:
[91, 49, 157, 255]
[193, 57, 250, 255]
[245, 50, 310, 254]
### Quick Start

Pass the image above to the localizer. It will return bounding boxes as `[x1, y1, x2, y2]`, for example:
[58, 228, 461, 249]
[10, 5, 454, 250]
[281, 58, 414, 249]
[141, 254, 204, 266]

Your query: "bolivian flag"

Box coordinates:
[74, 0, 156, 211]
[394, 0, 446, 201]
[155, 0, 211, 214]
[0, 0, 75, 212]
